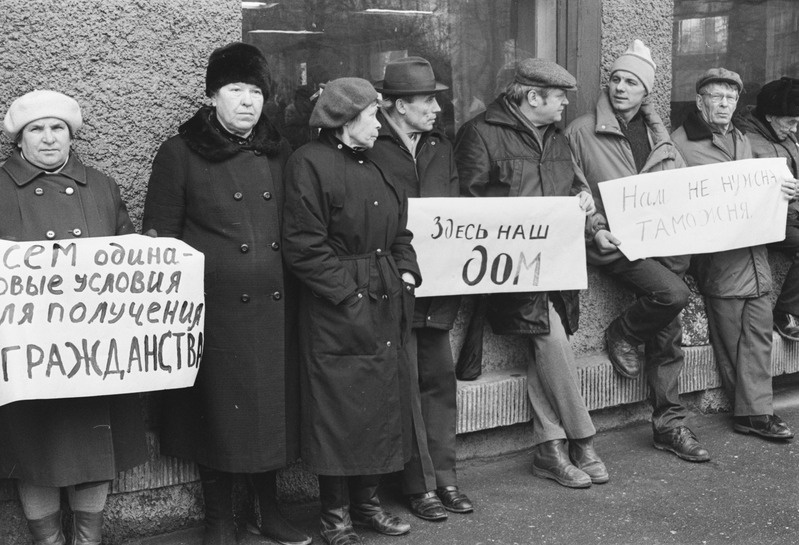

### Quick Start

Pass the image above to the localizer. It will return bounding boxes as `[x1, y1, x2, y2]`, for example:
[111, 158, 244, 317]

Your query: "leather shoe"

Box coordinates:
[408, 492, 447, 521]
[568, 437, 609, 484]
[351, 510, 410, 536]
[532, 439, 591, 489]
[653, 426, 710, 462]
[605, 318, 641, 379]
[774, 312, 799, 342]
[436, 486, 474, 514]
[734, 414, 794, 440]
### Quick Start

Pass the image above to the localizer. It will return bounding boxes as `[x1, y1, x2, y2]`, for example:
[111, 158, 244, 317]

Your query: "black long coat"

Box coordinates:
[0, 151, 147, 487]
[142, 107, 298, 472]
[282, 131, 420, 476]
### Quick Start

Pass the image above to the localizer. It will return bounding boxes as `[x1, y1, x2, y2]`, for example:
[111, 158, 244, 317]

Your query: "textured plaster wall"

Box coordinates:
[0, 1, 240, 543]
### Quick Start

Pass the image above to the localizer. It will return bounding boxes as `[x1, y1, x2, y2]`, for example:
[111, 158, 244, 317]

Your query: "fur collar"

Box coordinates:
[178, 106, 284, 162]
[681, 109, 745, 142]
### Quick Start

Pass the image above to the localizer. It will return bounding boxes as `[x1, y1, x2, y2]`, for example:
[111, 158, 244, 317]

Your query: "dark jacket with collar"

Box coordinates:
[0, 150, 146, 487]
[143, 106, 300, 472]
[454, 95, 586, 336]
[671, 110, 772, 298]
[368, 110, 461, 330]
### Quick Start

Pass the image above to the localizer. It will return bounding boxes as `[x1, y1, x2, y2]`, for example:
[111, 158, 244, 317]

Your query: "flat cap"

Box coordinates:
[514, 58, 577, 91]
[3, 90, 83, 139]
[696, 67, 743, 94]
[310, 77, 378, 129]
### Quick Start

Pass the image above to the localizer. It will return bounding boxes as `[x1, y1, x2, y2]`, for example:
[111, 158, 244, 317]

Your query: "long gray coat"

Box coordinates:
[0, 151, 147, 487]
[143, 107, 298, 472]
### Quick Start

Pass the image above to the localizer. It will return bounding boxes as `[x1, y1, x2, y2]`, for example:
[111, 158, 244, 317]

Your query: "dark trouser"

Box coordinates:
[600, 255, 691, 432]
[402, 328, 457, 495]
[769, 218, 799, 316]
[704, 295, 774, 416]
[318, 474, 381, 510]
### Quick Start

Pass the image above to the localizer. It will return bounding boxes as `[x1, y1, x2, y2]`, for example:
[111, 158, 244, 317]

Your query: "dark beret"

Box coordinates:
[757, 77, 799, 117]
[309, 78, 378, 129]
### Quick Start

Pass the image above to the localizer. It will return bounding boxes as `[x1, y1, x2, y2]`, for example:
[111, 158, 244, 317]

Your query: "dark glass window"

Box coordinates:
[243, 0, 556, 147]
[672, 0, 799, 128]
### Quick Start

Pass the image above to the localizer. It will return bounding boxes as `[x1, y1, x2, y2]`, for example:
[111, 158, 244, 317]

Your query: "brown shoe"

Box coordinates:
[568, 437, 609, 484]
[532, 439, 591, 489]
[605, 318, 641, 379]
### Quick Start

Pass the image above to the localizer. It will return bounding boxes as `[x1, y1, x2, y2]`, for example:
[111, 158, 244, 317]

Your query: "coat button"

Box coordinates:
[45, 230, 55, 239]
[72, 229, 82, 237]
[241, 294, 250, 303]
[271, 242, 280, 250]
[375, 248, 382, 254]
[272, 291, 282, 300]
[65, 187, 75, 195]
[357, 292, 363, 299]
[358, 160, 364, 164]
[35, 187, 44, 196]
[262, 191, 272, 200]
[233, 192, 243, 200]
[427, 315, 432, 320]
[240, 244, 249, 253]
[373, 201, 379, 206]
[386, 341, 392, 347]
[431, 141, 436, 146]
[337, 144, 343, 149]
[382, 294, 388, 300]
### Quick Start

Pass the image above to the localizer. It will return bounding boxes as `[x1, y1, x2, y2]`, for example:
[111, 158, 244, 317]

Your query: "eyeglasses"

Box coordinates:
[701, 93, 739, 104]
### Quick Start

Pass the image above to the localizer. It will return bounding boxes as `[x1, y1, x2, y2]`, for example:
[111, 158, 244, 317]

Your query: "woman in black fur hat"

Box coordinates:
[143, 42, 310, 545]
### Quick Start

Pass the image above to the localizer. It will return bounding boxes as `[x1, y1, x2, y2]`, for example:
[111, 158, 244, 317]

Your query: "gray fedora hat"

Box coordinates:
[374, 56, 448, 96]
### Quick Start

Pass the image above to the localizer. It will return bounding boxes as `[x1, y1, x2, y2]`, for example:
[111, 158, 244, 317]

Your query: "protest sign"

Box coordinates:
[0, 234, 204, 407]
[407, 197, 587, 297]
[598, 158, 791, 261]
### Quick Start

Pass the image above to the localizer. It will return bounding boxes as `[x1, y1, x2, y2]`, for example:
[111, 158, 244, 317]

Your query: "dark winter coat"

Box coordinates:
[735, 106, 799, 224]
[454, 95, 587, 335]
[565, 91, 688, 266]
[0, 151, 147, 487]
[282, 131, 420, 475]
[368, 111, 461, 330]
[671, 111, 772, 298]
[142, 106, 298, 472]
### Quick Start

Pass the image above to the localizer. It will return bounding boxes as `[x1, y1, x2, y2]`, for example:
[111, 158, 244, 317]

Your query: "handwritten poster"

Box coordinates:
[0, 234, 205, 407]
[407, 197, 587, 297]
[598, 158, 791, 261]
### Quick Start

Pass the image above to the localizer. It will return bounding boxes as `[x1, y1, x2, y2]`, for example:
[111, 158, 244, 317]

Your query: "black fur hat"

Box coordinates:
[205, 42, 271, 98]
[757, 77, 799, 117]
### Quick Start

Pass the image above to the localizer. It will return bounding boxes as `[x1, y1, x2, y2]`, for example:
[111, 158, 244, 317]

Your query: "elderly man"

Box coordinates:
[564, 40, 708, 462]
[455, 58, 607, 489]
[368, 56, 473, 522]
[671, 68, 795, 441]
[734, 77, 799, 341]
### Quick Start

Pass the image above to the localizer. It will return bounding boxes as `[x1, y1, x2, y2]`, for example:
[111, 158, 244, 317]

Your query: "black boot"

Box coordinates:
[199, 465, 237, 545]
[251, 471, 311, 545]
[27, 511, 66, 545]
[349, 475, 410, 536]
[319, 475, 361, 545]
[72, 511, 103, 545]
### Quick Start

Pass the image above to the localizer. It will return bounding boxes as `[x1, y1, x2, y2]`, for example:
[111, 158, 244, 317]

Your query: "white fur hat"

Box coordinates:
[3, 90, 83, 139]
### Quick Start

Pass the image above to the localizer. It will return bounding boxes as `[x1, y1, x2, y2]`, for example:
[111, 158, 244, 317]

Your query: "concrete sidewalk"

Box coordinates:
[127, 383, 799, 545]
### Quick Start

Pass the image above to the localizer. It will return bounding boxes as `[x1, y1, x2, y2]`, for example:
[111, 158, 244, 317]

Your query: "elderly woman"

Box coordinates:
[735, 77, 799, 342]
[282, 78, 420, 545]
[142, 42, 310, 545]
[0, 90, 147, 545]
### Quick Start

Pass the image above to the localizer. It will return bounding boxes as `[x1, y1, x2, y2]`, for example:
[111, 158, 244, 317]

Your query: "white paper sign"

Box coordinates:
[598, 158, 791, 261]
[407, 197, 587, 297]
[0, 234, 205, 407]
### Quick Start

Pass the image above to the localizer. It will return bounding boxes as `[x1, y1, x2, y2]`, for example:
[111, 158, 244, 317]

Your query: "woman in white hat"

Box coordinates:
[0, 89, 147, 545]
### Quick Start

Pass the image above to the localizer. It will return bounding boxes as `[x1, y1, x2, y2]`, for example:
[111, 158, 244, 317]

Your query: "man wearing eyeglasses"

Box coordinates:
[565, 40, 709, 463]
[734, 77, 799, 342]
[671, 68, 796, 441]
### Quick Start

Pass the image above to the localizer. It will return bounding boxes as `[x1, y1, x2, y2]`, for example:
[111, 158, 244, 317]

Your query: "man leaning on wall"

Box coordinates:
[564, 40, 709, 463]
[671, 67, 796, 441]
[455, 58, 608, 490]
